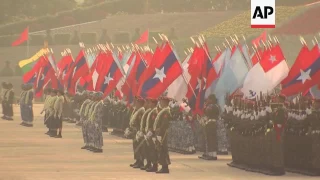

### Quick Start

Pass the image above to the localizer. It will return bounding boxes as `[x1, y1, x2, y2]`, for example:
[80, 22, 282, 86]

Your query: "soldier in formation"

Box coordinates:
[1, 82, 14, 121]
[128, 96, 145, 168]
[225, 93, 286, 175]
[19, 83, 34, 127]
[80, 92, 104, 153]
[198, 94, 220, 160]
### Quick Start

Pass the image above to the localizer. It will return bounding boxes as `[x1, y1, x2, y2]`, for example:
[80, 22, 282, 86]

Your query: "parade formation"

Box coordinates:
[1, 31, 320, 176]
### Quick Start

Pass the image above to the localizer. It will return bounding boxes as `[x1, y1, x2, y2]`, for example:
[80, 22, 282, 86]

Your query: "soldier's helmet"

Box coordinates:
[207, 94, 217, 103]
[7, 83, 13, 89]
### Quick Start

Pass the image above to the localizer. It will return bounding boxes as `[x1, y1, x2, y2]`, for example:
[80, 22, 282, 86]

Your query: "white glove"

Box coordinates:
[157, 136, 162, 142]
[277, 124, 282, 128]
[146, 131, 153, 138]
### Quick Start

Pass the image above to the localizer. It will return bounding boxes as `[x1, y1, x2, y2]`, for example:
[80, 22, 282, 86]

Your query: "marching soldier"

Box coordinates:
[21, 84, 34, 127]
[53, 89, 65, 138]
[89, 92, 104, 153]
[80, 92, 96, 150]
[1, 82, 8, 119]
[134, 98, 153, 169]
[79, 91, 91, 149]
[129, 96, 145, 168]
[199, 94, 220, 160]
[19, 84, 27, 125]
[45, 89, 58, 137]
[42, 88, 52, 131]
[153, 95, 172, 173]
[144, 98, 159, 172]
[2, 83, 15, 120]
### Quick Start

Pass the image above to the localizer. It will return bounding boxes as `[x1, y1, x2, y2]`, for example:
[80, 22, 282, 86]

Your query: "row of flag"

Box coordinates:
[15, 27, 320, 115]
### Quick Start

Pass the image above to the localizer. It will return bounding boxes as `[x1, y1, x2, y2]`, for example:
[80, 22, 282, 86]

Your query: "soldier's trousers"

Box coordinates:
[205, 121, 218, 154]
[158, 138, 171, 166]
[146, 138, 158, 164]
[132, 133, 138, 160]
[82, 121, 89, 144]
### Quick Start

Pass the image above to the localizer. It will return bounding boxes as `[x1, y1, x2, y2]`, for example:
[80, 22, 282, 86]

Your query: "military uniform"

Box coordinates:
[129, 96, 145, 168]
[20, 84, 34, 126]
[153, 96, 172, 174]
[199, 94, 220, 160]
[145, 105, 159, 172]
[44, 90, 58, 137]
[88, 92, 104, 153]
[52, 90, 65, 138]
[2, 83, 14, 120]
[80, 92, 96, 150]
[1, 82, 8, 119]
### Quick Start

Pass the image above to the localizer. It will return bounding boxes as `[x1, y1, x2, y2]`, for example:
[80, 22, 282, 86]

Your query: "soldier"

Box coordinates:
[80, 92, 96, 150]
[89, 92, 104, 153]
[308, 99, 320, 175]
[153, 95, 172, 173]
[53, 89, 65, 138]
[79, 91, 91, 149]
[129, 96, 145, 168]
[144, 98, 159, 172]
[134, 98, 153, 169]
[45, 89, 58, 137]
[22, 84, 34, 127]
[41, 88, 52, 130]
[199, 94, 220, 160]
[19, 84, 27, 125]
[2, 83, 14, 120]
[1, 82, 8, 119]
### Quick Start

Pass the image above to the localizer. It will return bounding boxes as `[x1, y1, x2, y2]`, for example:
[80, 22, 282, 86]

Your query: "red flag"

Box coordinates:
[12, 27, 29, 46]
[135, 30, 149, 44]
[252, 31, 267, 47]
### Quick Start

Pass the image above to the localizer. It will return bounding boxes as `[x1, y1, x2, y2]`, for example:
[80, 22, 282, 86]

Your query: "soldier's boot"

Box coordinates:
[130, 160, 139, 167]
[198, 153, 208, 159]
[146, 163, 158, 172]
[49, 130, 58, 137]
[156, 165, 169, 174]
[45, 130, 51, 135]
[55, 131, 62, 138]
[133, 160, 143, 169]
[7, 116, 13, 120]
[81, 145, 89, 149]
[93, 148, 103, 153]
[141, 161, 151, 170]
[206, 152, 218, 160]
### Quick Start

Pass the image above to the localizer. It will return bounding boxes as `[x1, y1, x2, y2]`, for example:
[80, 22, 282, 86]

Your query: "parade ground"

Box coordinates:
[0, 105, 317, 180]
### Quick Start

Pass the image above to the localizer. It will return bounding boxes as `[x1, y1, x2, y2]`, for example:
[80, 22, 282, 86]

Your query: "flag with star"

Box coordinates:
[281, 45, 320, 96]
[34, 56, 56, 97]
[64, 50, 89, 95]
[57, 55, 73, 84]
[242, 44, 289, 98]
[22, 55, 48, 84]
[185, 46, 204, 112]
[95, 51, 124, 96]
[121, 52, 147, 102]
[138, 42, 183, 98]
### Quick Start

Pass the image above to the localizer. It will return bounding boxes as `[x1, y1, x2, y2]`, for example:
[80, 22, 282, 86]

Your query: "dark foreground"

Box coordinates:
[0, 105, 315, 180]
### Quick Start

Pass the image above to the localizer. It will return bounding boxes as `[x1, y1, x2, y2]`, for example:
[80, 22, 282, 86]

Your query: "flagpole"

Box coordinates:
[26, 27, 30, 57]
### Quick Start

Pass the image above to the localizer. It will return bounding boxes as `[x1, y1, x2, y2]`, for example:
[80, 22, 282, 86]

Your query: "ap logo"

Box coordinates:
[251, 0, 275, 28]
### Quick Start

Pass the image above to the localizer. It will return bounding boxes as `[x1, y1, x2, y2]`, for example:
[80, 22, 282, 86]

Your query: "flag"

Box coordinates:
[95, 52, 123, 96]
[281, 45, 320, 96]
[242, 44, 289, 98]
[252, 31, 267, 47]
[65, 50, 89, 94]
[138, 42, 182, 98]
[135, 30, 149, 44]
[167, 55, 190, 102]
[19, 48, 47, 73]
[12, 27, 29, 46]
[214, 48, 249, 108]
